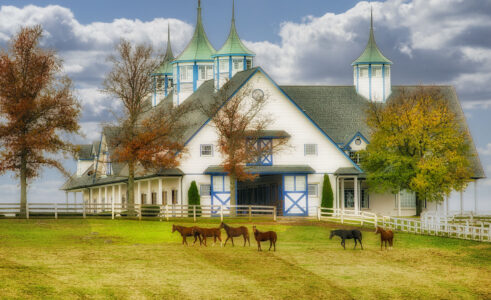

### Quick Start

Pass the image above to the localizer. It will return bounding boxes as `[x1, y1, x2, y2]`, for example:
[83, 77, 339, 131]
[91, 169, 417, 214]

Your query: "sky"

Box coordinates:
[0, 0, 489, 212]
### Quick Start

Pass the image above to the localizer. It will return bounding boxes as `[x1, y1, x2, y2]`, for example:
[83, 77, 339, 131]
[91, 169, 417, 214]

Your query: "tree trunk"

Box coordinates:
[416, 193, 423, 216]
[229, 174, 236, 216]
[19, 154, 27, 218]
[127, 160, 135, 216]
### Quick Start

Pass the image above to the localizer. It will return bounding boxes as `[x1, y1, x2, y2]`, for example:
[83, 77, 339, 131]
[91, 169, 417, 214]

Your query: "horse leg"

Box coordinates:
[218, 235, 223, 247]
[231, 237, 234, 247]
[269, 239, 272, 251]
[257, 241, 261, 251]
[184, 236, 188, 246]
[243, 235, 246, 247]
[273, 239, 276, 252]
[354, 238, 357, 249]
[359, 238, 363, 250]
[341, 239, 345, 250]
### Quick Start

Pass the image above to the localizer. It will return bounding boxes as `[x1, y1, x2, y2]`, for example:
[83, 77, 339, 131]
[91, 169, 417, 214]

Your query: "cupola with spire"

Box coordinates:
[213, 0, 255, 90]
[172, 0, 216, 105]
[352, 8, 392, 102]
[152, 25, 174, 106]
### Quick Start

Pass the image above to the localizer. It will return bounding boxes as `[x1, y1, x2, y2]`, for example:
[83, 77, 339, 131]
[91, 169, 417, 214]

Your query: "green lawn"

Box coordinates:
[0, 218, 489, 299]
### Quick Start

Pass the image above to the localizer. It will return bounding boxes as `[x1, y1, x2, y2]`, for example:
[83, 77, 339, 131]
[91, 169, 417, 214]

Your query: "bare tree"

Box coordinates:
[201, 80, 289, 214]
[102, 39, 191, 213]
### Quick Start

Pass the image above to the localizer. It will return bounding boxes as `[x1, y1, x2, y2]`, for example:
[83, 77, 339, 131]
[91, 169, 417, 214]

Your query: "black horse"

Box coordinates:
[329, 229, 363, 250]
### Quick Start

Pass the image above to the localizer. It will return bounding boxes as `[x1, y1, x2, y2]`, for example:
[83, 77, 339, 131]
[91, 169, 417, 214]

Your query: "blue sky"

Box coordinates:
[0, 0, 490, 212]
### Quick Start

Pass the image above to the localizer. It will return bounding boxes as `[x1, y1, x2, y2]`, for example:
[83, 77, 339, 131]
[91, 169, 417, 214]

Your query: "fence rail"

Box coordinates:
[317, 207, 490, 242]
[0, 203, 277, 222]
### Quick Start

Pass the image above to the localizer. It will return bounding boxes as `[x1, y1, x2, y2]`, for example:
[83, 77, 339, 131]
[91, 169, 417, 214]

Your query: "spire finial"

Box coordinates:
[232, 0, 235, 22]
[370, 6, 373, 30]
[198, 0, 201, 8]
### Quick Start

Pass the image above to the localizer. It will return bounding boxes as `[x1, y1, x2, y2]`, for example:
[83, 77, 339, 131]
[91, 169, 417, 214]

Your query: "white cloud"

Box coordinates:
[478, 144, 491, 156]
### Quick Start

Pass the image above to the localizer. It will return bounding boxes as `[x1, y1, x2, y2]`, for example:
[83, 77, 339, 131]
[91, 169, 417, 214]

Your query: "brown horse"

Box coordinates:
[252, 225, 277, 251]
[220, 222, 250, 247]
[375, 227, 394, 250]
[193, 226, 222, 247]
[172, 224, 200, 246]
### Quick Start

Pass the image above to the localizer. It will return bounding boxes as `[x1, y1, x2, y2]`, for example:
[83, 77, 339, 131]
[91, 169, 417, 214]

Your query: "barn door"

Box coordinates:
[211, 175, 231, 214]
[283, 175, 308, 216]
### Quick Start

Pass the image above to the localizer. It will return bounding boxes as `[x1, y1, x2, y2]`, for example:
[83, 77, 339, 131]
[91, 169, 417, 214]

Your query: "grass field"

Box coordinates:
[0, 218, 490, 299]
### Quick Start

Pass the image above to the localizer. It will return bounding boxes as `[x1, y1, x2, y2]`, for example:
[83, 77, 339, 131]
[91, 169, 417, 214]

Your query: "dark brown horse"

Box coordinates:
[220, 222, 250, 247]
[375, 227, 394, 250]
[172, 225, 200, 246]
[193, 226, 222, 247]
[252, 225, 277, 251]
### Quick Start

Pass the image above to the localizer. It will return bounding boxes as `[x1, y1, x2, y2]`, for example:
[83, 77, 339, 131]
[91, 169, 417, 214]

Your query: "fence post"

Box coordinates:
[166, 205, 169, 221]
[481, 222, 484, 241]
[138, 204, 142, 221]
[54, 203, 58, 219]
[193, 205, 196, 222]
[273, 206, 277, 222]
[248, 205, 252, 222]
[360, 212, 364, 226]
[341, 210, 344, 224]
[26, 202, 29, 220]
[220, 205, 223, 222]
[374, 215, 378, 229]
[317, 207, 321, 221]
[82, 199, 86, 219]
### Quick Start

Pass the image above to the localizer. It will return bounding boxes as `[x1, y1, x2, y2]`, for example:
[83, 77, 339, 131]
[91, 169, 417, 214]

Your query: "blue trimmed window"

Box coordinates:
[248, 138, 273, 166]
[200, 144, 213, 157]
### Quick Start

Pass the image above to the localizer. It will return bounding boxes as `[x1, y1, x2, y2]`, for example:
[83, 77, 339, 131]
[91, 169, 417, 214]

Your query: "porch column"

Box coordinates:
[137, 181, 141, 204]
[112, 185, 115, 208]
[334, 177, 338, 211]
[460, 190, 463, 215]
[89, 188, 93, 210]
[65, 191, 68, 209]
[147, 180, 151, 204]
[118, 184, 122, 205]
[104, 186, 108, 210]
[158, 178, 163, 205]
[474, 180, 478, 214]
[74, 192, 77, 205]
[340, 178, 345, 212]
[98, 187, 102, 206]
[354, 176, 359, 214]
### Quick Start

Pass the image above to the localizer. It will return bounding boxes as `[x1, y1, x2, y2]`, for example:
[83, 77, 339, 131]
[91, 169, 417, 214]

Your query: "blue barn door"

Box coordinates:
[283, 175, 308, 216]
[211, 175, 231, 214]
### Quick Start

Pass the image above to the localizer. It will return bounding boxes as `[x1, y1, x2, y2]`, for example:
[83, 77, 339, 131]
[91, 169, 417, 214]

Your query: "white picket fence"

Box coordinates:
[0, 203, 277, 222]
[317, 207, 490, 242]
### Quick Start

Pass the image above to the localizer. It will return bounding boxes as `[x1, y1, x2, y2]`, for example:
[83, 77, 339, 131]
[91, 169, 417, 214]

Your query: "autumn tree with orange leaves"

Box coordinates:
[102, 40, 191, 213]
[0, 26, 81, 217]
[360, 87, 472, 216]
[202, 81, 289, 214]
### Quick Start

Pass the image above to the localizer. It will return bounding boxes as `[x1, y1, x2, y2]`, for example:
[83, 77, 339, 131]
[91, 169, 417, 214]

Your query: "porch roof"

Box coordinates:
[61, 167, 183, 191]
[334, 167, 366, 178]
[204, 165, 315, 175]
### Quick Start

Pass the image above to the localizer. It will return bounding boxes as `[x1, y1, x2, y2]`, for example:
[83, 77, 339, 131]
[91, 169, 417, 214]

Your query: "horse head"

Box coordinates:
[252, 225, 257, 234]
[219, 222, 225, 229]
[375, 227, 382, 234]
[172, 224, 177, 233]
[329, 230, 335, 240]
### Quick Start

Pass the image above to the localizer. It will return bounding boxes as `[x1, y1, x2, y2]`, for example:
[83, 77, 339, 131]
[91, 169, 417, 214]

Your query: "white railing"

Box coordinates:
[316, 207, 490, 243]
[0, 203, 277, 222]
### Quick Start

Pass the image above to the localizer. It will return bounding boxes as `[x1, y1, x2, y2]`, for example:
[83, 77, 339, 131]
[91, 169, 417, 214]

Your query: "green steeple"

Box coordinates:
[215, 0, 255, 57]
[154, 25, 174, 75]
[352, 9, 392, 65]
[174, 0, 216, 62]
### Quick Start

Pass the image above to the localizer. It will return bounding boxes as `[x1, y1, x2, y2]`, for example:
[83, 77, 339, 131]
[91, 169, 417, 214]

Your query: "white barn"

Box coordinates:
[62, 1, 485, 217]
